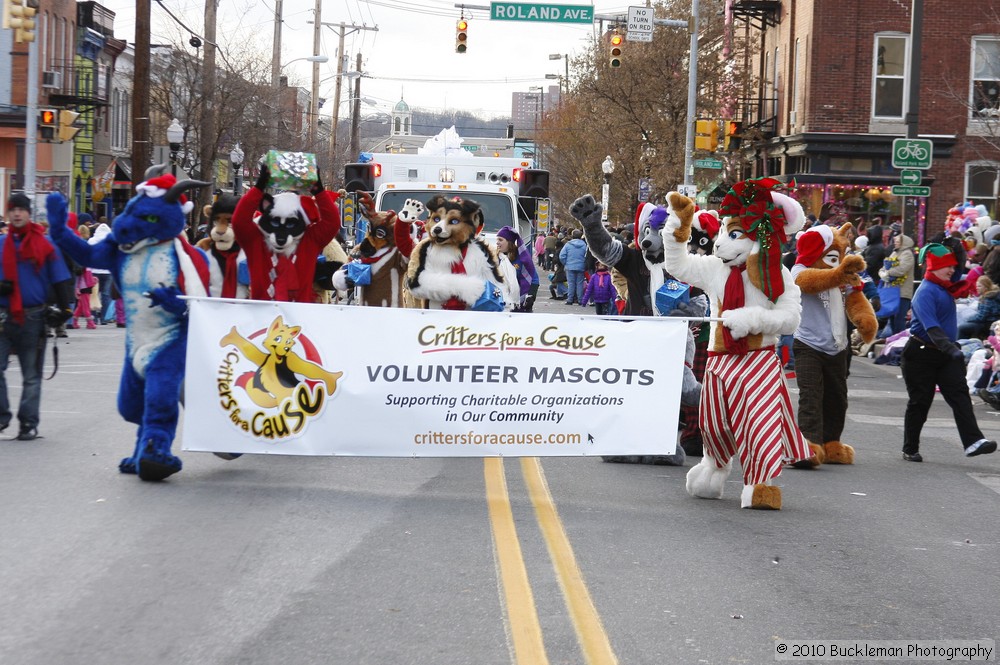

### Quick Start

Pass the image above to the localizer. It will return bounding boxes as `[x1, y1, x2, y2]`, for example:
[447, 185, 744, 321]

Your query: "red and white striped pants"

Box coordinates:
[699, 347, 810, 486]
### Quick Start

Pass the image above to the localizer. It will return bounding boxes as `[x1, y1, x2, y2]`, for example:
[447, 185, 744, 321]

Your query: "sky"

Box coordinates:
[97, 0, 643, 120]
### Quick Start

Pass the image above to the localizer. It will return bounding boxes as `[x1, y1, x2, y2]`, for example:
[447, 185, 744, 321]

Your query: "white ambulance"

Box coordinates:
[343, 151, 550, 247]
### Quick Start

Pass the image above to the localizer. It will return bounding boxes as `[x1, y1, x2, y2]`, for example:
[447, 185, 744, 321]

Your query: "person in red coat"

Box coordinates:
[232, 165, 340, 302]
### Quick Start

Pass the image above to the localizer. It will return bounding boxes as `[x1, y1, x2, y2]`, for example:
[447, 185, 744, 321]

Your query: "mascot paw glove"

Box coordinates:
[147, 285, 187, 316]
[45, 192, 68, 237]
[255, 164, 271, 191]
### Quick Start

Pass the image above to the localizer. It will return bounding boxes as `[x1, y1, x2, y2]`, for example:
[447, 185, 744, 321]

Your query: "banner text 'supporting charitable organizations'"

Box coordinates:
[183, 300, 686, 458]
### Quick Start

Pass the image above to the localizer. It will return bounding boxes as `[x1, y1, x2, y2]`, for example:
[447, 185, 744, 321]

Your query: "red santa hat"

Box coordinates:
[135, 173, 194, 214]
[795, 225, 834, 266]
[694, 210, 721, 239]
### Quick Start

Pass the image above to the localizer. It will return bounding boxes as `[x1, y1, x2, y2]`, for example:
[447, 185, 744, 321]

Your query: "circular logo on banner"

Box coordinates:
[217, 315, 342, 440]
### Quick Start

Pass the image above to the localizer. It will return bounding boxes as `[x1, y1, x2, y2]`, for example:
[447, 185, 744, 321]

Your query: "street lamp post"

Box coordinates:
[601, 155, 614, 225]
[528, 86, 543, 169]
[166, 118, 183, 177]
[230, 144, 244, 194]
[548, 53, 568, 97]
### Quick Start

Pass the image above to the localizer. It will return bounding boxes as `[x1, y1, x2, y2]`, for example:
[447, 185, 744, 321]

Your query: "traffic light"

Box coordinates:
[456, 19, 468, 53]
[38, 108, 56, 141]
[3, 0, 39, 43]
[724, 120, 743, 151]
[58, 109, 81, 142]
[694, 119, 719, 152]
[609, 32, 623, 68]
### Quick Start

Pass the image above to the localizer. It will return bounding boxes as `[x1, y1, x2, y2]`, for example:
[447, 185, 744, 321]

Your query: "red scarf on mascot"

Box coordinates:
[3, 223, 55, 323]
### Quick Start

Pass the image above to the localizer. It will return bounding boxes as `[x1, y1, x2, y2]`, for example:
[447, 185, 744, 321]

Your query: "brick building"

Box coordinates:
[730, 0, 1000, 242]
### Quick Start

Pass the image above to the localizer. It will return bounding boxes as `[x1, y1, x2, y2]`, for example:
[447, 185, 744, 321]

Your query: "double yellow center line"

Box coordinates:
[484, 457, 618, 665]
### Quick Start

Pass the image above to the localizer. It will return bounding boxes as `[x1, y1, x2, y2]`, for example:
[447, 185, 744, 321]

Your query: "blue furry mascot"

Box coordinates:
[46, 165, 218, 481]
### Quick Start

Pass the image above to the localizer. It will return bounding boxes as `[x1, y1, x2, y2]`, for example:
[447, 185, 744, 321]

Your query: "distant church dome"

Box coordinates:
[391, 94, 412, 136]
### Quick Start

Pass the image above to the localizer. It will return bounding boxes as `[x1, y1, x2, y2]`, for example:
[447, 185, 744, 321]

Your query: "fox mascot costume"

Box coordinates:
[790, 223, 877, 467]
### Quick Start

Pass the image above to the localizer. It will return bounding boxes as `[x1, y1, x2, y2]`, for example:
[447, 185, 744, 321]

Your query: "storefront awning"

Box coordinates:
[113, 158, 132, 188]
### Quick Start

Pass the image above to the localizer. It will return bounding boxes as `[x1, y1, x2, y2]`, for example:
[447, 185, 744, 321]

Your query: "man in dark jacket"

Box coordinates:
[862, 225, 888, 285]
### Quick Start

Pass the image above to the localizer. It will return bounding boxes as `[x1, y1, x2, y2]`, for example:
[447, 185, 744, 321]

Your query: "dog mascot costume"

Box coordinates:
[661, 179, 810, 510]
[790, 223, 878, 467]
[331, 194, 424, 307]
[406, 195, 518, 310]
[196, 194, 248, 299]
[231, 165, 340, 303]
[46, 166, 220, 481]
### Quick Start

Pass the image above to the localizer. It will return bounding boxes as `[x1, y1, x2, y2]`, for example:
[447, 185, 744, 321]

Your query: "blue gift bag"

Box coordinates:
[472, 281, 505, 312]
[654, 279, 691, 315]
[237, 259, 250, 286]
[346, 262, 372, 286]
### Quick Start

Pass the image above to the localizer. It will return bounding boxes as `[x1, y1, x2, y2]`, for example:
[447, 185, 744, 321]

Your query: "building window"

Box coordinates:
[791, 38, 800, 127]
[873, 33, 908, 119]
[972, 37, 1000, 118]
[966, 162, 999, 215]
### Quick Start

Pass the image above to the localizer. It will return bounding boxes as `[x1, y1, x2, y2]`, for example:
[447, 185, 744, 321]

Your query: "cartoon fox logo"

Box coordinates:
[220, 315, 343, 409]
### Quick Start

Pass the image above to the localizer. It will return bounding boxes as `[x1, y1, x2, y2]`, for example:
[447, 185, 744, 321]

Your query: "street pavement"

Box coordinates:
[1, 299, 999, 665]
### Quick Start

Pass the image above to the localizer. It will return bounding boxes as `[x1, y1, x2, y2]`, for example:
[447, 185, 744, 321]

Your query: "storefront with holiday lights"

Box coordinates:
[787, 182, 927, 244]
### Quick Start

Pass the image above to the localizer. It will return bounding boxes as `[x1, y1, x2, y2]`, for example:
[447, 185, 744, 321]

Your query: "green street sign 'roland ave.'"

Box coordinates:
[490, 2, 594, 23]
[890, 185, 931, 197]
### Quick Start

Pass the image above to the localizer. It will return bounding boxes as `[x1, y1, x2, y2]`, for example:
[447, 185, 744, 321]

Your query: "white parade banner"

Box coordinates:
[182, 299, 686, 458]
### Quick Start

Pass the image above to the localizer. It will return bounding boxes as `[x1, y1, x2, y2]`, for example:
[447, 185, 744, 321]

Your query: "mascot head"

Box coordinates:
[207, 194, 240, 252]
[424, 195, 483, 247]
[256, 192, 319, 257]
[691, 209, 721, 256]
[795, 222, 853, 270]
[715, 177, 805, 302]
[634, 202, 668, 264]
[115, 164, 209, 253]
[353, 192, 399, 258]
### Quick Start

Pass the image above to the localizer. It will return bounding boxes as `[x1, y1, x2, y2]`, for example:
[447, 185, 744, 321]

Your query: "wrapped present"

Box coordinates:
[263, 150, 318, 191]
[346, 261, 372, 286]
[471, 281, 505, 312]
[654, 279, 690, 315]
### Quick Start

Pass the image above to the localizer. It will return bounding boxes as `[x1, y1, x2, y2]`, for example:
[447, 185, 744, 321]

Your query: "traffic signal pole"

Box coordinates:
[682, 0, 699, 191]
[23, 30, 39, 203]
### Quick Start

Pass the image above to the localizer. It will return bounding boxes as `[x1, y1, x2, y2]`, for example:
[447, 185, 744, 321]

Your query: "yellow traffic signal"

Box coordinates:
[3, 0, 38, 43]
[609, 32, 623, 68]
[694, 119, 719, 152]
[456, 19, 468, 54]
[59, 109, 81, 142]
[724, 120, 743, 151]
[38, 108, 56, 141]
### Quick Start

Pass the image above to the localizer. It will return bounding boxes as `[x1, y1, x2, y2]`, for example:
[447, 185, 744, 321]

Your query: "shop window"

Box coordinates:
[971, 37, 1000, 118]
[872, 34, 908, 119]
[966, 162, 999, 216]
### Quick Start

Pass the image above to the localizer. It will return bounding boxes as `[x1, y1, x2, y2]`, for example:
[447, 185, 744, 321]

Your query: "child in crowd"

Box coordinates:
[581, 262, 614, 315]
[548, 258, 567, 300]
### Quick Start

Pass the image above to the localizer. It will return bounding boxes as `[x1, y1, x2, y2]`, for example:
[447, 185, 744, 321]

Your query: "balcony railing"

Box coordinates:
[735, 95, 779, 141]
[41, 59, 109, 106]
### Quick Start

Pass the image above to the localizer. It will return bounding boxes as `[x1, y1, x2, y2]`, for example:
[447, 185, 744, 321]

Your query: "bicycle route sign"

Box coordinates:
[892, 138, 933, 169]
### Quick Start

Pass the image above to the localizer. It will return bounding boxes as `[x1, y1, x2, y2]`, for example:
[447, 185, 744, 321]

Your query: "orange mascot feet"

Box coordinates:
[823, 440, 855, 465]
[791, 441, 826, 469]
[741, 483, 782, 510]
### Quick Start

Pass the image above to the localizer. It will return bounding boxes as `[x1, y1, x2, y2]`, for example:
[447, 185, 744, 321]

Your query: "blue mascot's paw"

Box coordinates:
[119, 456, 138, 474]
[147, 285, 187, 316]
[45, 192, 68, 237]
[136, 438, 182, 481]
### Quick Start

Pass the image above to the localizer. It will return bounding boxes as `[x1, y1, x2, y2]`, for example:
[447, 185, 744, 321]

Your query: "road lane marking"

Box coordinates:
[521, 457, 619, 665]
[484, 457, 549, 665]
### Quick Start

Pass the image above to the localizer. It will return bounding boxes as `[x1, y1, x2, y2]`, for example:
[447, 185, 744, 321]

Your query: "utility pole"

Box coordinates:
[131, 0, 151, 187]
[198, 0, 218, 221]
[682, 0, 699, 192]
[270, 0, 283, 145]
[308, 0, 322, 148]
[350, 52, 362, 158]
[23, 28, 39, 204]
[320, 21, 378, 183]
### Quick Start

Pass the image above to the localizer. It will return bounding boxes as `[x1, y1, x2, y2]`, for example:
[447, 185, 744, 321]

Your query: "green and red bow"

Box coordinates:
[718, 177, 792, 303]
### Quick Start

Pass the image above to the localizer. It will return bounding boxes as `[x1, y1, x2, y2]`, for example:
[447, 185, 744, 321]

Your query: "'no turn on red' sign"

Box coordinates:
[627, 6, 654, 42]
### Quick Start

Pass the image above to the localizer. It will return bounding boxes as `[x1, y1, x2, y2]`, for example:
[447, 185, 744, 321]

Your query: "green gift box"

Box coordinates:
[263, 150, 318, 191]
